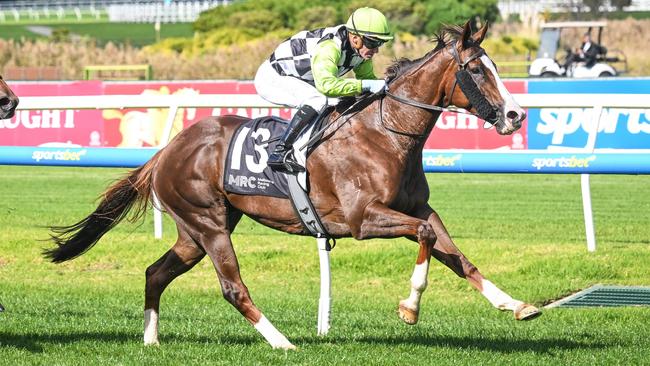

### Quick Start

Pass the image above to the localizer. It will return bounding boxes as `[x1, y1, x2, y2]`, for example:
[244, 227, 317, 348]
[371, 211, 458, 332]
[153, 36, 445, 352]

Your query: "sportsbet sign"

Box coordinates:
[421, 151, 650, 174]
[529, 107, 650, 149]
[526, 78, 650, 150]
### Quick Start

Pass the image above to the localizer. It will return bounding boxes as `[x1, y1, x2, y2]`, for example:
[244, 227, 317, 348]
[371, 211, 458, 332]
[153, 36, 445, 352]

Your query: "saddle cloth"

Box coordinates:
[224, 116, 314, 198]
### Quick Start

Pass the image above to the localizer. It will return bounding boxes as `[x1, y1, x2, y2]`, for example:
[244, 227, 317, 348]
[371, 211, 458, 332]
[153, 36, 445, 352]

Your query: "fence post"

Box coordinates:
[317, 237, 331, 336]
[152, 103, 180, 239]
[153, 192, 163, 239]
[146, 64, 153, 80]
[581, 104, 603, 252]
[581, 174, 596, 252]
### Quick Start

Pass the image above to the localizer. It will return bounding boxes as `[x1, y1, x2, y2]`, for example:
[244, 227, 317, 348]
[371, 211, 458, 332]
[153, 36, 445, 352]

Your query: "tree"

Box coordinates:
[192, 0, 500, 37]
[583, 0, 605, 18]
[295, 6, 339, 30]
[611, 0, 632, 11]
[421, 0, 499, 35]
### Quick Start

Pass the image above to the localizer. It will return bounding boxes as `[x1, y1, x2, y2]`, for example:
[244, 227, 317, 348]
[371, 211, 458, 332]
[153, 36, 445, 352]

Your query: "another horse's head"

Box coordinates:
[0, 76, 19, 120]
[440, 22, 525, 135]
[386, 21, 525, 135]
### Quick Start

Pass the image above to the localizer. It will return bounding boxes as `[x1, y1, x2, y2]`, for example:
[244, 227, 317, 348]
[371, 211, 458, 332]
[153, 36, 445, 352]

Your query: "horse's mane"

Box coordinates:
[385, 24, 469, 83]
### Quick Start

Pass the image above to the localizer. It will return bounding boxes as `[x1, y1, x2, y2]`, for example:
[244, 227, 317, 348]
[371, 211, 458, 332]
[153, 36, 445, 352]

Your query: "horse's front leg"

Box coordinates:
[424, 209, 541, 321]
[355, 203, 437, 324]
[398, 236, 431, 325]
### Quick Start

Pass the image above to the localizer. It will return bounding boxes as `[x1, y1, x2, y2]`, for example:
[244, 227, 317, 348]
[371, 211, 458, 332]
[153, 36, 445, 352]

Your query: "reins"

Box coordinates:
[298, 96, 373, 152]
[301, 41, 496, 147]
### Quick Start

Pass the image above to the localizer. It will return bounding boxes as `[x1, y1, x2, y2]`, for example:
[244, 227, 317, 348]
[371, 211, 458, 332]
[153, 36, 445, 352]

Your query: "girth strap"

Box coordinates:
[286, 174, 335, 250]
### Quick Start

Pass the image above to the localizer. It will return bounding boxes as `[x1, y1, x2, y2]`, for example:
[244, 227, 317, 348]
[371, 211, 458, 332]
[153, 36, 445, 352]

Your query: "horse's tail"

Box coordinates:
[44, 154, 160, 263]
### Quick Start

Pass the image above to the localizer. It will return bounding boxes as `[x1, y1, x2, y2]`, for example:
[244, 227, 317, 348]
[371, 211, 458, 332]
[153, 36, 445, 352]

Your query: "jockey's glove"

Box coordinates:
[361, 79, 387, 94]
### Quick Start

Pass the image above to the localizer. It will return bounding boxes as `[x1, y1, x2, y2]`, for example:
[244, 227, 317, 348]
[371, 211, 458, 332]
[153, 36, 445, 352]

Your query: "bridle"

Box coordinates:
[381, 41, 500, 138]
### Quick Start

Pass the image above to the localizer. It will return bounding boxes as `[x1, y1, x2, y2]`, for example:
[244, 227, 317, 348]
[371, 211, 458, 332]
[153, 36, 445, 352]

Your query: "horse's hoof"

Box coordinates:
[398, 302, 419, 325]
[273, 342, 296, 351]
[514, 303, 542, 321]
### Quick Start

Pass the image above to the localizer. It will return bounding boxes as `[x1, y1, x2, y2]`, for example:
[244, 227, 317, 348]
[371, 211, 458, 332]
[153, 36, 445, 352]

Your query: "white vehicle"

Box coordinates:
[528, 21, 627, 78]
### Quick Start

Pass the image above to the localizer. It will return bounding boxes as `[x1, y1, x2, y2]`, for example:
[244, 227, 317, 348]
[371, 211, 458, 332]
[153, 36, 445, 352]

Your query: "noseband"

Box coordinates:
[448, 42, 499, 122]
[384, 41, 499, 125]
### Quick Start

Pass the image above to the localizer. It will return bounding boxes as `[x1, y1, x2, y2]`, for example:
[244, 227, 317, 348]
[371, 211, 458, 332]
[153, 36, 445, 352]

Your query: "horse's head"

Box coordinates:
[441, 22, 525, 135]
[0, 76, 19, 120]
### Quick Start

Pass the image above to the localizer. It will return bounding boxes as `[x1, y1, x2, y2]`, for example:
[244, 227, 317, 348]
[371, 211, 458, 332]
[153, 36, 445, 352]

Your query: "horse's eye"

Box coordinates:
[470, 67, 482, 75]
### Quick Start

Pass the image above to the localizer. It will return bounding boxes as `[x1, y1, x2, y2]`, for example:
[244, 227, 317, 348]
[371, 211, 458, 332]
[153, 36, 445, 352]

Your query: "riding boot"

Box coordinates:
[268, 105, 318, 173]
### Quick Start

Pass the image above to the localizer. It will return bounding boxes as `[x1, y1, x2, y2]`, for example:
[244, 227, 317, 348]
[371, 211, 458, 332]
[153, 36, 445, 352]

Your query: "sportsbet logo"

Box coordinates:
[423, 154, 461, 167]
[531, 155, 596, 170]
[32, 149, 87, 162]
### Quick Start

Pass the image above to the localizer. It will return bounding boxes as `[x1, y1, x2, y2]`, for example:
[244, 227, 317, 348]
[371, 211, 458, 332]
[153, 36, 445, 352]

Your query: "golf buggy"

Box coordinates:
[528, 21, 627, 78]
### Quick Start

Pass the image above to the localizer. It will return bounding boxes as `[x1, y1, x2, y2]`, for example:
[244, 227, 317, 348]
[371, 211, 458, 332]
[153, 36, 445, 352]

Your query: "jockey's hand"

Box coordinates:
[361, 79, 387, 94]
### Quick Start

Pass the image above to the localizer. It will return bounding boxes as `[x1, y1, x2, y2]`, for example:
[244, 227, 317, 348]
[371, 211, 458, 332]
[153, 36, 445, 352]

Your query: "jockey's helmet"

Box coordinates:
[345, 7, 393, 42]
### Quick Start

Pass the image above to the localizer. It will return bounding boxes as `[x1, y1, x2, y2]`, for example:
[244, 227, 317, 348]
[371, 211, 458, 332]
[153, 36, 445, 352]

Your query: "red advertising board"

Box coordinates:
[0, 80, 527, 149]
[425, 80, 528, 150]
[0, 81, 103, 147]
[102, 81, 293, 147]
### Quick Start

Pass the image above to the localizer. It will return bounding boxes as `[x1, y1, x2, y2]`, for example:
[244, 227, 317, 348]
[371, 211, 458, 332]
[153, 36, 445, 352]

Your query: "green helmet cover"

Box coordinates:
[345, 7, 393, 41]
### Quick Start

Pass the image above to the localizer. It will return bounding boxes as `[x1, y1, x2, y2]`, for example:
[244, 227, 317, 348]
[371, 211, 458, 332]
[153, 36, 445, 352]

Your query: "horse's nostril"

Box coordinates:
[506, 110, 519, 120]
[0, 97, 10, 107]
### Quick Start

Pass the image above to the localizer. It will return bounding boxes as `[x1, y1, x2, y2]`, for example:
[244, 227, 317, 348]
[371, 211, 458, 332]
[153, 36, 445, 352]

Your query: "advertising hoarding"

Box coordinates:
[2, 78, 649, 151]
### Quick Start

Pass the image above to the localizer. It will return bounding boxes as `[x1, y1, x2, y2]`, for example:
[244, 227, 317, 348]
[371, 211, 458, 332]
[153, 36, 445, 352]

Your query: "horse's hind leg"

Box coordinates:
[425, 210, 540, 320]
[178, 204, 295, 350]
[207, 228, 295, 349]
[144, 227, 205, 345]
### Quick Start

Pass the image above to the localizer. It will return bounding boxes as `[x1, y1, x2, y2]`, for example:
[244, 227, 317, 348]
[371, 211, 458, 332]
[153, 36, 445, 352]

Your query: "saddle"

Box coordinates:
[224, 107, 333, 195]
[223, 97, 369, 239]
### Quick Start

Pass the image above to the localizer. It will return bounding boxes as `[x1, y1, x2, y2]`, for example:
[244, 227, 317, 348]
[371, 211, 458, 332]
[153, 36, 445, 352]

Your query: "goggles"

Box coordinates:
[361, 36, 385, 49]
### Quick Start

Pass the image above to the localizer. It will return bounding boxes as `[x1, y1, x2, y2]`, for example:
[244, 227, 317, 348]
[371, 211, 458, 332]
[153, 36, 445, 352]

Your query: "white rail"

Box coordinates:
[17, 94, 274, 109]
[16, 93, 649, 109]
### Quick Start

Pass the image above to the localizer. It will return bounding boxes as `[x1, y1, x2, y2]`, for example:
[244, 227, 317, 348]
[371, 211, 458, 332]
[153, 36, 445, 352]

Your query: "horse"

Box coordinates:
[0, 74, 19, 312]
[45, 22, 540, 349]
[0, 75, 19, 120]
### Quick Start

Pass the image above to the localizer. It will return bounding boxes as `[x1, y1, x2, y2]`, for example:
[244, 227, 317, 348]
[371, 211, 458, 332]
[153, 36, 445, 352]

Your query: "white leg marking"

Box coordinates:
[144, 309, 159, 346]
[480, 279, 523, 311]
[403, 262, 430, 311]
[254, 314, 296, 350]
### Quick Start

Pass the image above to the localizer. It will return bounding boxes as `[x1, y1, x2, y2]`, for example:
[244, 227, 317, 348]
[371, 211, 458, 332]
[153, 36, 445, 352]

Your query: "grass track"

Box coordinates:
[0, 22, 193, 47]
[0, 166, 649, 365]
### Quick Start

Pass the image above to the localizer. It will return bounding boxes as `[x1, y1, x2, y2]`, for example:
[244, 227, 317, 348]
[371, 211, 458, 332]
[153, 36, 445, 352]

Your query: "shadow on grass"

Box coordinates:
[0, 331, 259, 353]
[0, 330, 612, 354]
[349, 334, 610, 354]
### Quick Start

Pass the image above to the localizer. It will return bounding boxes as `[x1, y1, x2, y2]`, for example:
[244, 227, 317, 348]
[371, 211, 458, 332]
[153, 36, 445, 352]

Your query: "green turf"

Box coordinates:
[0, 22, 194, 47]
[0, 166, 649, 365]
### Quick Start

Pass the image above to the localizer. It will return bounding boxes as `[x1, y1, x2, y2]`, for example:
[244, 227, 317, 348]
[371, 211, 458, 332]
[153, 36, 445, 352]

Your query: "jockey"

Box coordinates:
[254, 7, 393, 173]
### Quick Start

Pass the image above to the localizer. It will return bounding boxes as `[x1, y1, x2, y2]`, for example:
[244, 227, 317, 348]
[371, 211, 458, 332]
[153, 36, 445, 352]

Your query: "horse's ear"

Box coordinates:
[460, 20, 472, 49]
[471, 21, 489, 45]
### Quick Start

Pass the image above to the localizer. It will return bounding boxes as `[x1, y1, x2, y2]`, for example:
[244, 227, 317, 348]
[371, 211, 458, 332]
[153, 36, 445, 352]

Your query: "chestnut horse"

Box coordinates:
[0, 75, 19, 312]
[45, 22, 540, 349]
[0, 76, 19, 120]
